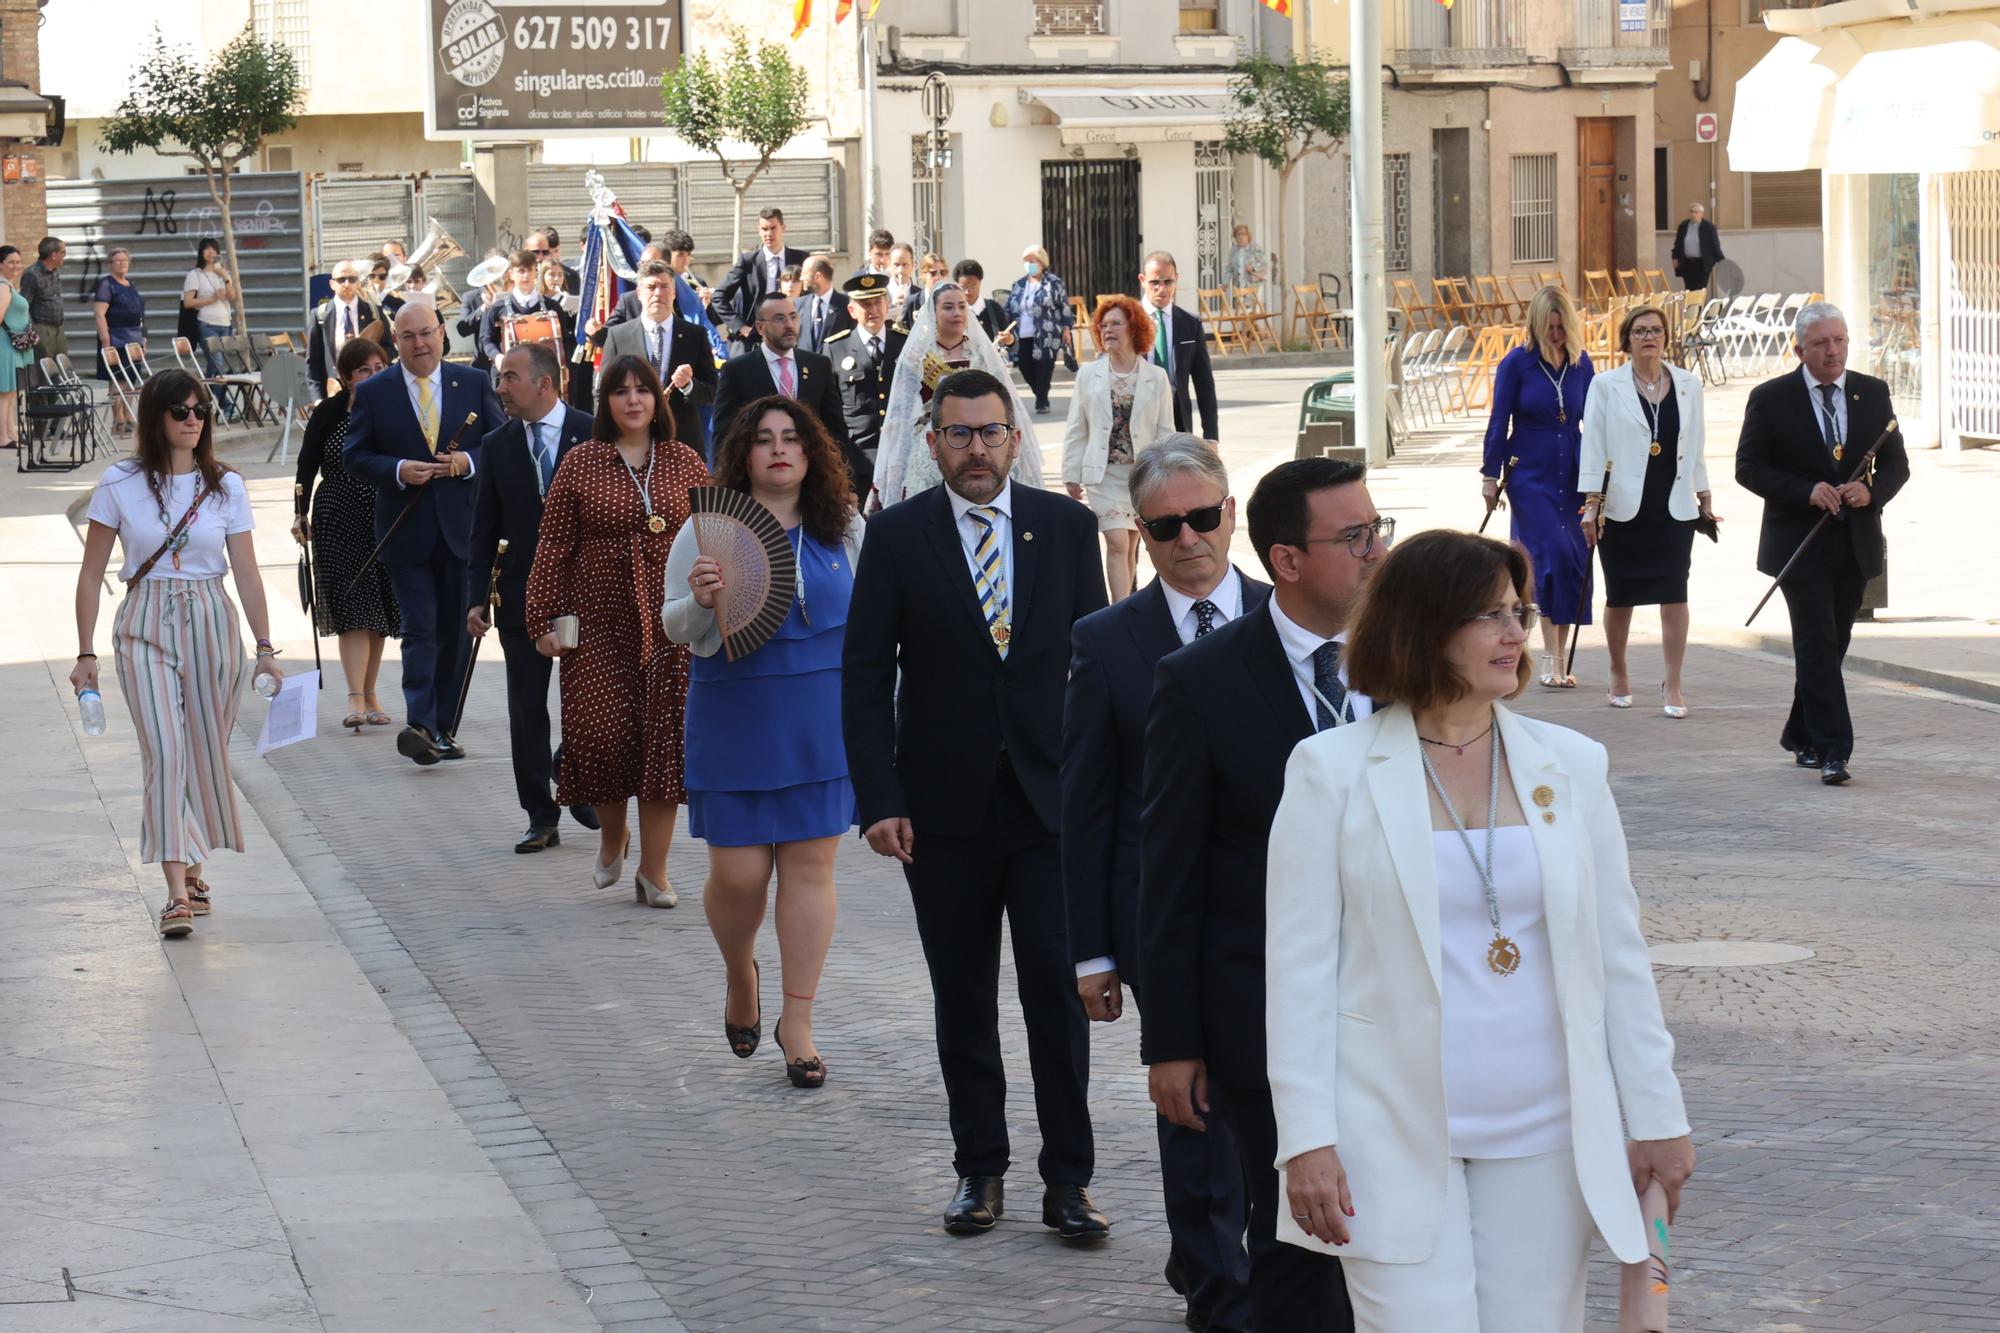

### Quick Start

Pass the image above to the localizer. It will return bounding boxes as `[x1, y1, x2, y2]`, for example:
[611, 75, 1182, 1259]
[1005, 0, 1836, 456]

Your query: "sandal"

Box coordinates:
[159, 900, 195, 939]
[343, 692, 366, 733]
[185, 877, 212, 916]
[774, 1015, 827, 1089]
[724, 961, 761, 1059]
[362, 696, 394, 726]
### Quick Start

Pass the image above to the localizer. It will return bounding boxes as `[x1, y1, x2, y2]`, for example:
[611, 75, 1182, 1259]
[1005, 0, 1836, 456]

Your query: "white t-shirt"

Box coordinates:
[86, 462, 253, 581]
[184, 268, 233, 330]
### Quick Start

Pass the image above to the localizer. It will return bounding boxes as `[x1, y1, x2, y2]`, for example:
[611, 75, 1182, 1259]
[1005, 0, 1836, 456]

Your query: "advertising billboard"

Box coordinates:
[425, 0, 684, 138]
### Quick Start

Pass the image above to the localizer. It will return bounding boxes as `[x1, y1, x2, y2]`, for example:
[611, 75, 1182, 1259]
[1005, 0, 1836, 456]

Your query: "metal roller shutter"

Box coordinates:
[679, 160, 842, 273]
[314, 177, 416, 272]
[526, 165, 680, 247]
[417, 174, 480, 302]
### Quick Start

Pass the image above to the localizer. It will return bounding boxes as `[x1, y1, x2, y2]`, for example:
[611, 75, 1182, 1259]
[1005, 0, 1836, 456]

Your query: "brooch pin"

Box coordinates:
[1532, 785, 1555, 808]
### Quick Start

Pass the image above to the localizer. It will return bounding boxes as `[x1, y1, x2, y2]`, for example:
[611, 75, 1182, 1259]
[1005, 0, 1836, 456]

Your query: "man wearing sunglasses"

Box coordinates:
[307, 260, 392, 399]
[1062, 435, 1263, 1332]
[1137, 457, 1389, 1332]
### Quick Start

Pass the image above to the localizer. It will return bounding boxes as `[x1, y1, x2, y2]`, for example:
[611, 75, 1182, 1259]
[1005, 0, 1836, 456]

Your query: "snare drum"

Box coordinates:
[502, 311, 561, 351]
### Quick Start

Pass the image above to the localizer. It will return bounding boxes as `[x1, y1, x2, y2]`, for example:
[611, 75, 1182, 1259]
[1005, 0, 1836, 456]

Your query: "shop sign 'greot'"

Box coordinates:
[425, 0, 684, 138]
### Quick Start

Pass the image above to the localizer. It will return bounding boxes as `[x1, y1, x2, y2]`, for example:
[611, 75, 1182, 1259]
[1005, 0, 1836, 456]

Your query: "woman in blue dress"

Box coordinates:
[0, 245, 37, 450]
[663, 394, 863, 1091]
[1481, 285, 1595, 686]
[93, 247, 148, 435]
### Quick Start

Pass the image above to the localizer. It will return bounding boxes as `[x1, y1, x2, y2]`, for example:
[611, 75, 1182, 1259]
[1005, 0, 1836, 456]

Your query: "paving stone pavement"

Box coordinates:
[237, 609, 2000, 1330]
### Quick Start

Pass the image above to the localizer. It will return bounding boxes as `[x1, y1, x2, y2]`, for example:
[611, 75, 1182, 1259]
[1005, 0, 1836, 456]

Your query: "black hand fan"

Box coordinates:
[688, 486, 797, 661]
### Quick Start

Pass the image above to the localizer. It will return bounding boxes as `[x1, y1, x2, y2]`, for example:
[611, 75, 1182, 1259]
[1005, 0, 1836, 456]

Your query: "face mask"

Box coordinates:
[1024, 262, 1041, 278]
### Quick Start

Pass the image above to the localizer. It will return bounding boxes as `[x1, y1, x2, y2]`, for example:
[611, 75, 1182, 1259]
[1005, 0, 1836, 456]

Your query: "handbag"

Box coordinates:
[1060, 334, 1078, 373]
[9, 325, 38, 354]
[550, 614, 580, 651]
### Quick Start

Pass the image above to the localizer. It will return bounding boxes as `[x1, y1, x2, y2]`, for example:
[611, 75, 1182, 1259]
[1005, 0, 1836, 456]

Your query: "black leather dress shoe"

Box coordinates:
[1794, 750, 1822, 768]
[1042, 1184, 1110, 1242]
[436, 733, 466, 761]
[568, 803, 601, 831]
[1821, 760, 1852, 786]
[396, 726, 442, 766]
[943, 1176, 1004, 1235]
[515, 825, 559, 853]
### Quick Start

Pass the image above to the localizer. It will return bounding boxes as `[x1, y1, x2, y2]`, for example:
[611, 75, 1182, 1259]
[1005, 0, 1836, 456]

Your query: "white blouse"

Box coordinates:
[86, 463, 253, 581]
[1434, 825, 1571, 1159]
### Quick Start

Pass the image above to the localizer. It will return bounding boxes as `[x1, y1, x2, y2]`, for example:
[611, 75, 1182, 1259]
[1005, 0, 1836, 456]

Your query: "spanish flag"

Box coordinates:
[1260, 0, 1292, 13]
[793, 0, 811, 38]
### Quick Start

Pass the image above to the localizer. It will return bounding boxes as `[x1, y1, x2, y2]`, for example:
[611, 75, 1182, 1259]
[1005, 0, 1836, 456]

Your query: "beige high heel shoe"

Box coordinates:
[635, 869, 677, 909]
[591, 834, 630, 891]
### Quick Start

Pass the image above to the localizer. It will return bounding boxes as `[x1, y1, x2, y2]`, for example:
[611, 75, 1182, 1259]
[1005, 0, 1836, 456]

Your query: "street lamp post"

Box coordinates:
[1350, 0, 1388, 465]
[920, 72, 953, 257]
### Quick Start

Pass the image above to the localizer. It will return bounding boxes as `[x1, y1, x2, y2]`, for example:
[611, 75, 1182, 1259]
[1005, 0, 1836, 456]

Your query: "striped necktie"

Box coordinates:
[416, 377, 439, 452]
[966, 505, 1011, 659]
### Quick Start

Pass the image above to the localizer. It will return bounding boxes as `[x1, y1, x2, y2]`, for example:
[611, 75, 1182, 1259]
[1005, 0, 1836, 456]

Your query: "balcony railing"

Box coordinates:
[1562, 0, 1671, 68]
[1034, 1, 1105, 36]
[1387, 0, 1528, 71]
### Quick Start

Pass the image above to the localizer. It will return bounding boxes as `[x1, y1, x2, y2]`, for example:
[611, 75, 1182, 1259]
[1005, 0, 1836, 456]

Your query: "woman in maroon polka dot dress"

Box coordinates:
[526, 356, 710, 905]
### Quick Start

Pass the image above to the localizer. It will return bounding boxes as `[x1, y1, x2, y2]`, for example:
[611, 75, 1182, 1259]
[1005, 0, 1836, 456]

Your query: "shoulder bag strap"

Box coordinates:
[122, 495, 205, 586]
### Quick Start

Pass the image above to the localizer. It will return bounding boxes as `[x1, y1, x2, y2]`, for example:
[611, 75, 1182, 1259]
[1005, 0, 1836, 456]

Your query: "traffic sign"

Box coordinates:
[1695, 112, 1719, 144]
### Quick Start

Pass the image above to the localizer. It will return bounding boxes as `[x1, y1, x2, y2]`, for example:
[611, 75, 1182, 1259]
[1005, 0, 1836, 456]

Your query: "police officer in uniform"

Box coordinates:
[826, 273, 906, 469]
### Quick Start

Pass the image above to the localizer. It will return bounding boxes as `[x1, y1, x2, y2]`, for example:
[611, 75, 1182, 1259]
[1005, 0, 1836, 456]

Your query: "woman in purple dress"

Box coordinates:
[1481, 285, 1595, 686]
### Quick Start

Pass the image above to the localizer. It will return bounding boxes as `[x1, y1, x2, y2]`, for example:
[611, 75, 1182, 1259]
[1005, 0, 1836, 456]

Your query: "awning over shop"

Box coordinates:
[1726, 34, 1859, 172]
[1827, 22, 2000, 174]
[1024, 86, 1234, 146]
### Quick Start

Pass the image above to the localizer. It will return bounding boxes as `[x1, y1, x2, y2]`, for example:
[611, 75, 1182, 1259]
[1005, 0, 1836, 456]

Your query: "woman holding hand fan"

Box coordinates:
[663, 395, 865, 1090]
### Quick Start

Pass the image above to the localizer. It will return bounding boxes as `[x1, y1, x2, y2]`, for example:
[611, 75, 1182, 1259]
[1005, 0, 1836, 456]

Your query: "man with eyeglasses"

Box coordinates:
[1138, 456, 1386, 1332]
[843, 367, 1112, 1244]
[1138, 252, 1220, 442]
[1062, 434, 1262, 1332]
[527, 227, 581, 296]
[308, 260, 391, 398]
[712, 290, 862, 490]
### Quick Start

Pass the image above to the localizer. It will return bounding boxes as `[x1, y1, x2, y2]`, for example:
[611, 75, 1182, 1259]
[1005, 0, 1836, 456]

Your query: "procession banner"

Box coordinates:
[425, 0, 684, 138]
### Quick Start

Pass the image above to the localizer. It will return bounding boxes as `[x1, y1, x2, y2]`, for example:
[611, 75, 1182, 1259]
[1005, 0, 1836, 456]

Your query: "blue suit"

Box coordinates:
[343, 362, 505, 739]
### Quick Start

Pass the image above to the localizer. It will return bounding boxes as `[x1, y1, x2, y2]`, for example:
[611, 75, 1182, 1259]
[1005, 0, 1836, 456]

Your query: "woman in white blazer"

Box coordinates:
[1578, 304, 1719, 717]
[1266, 529, 1693, 1333]
[1061, 295, 1173, 600]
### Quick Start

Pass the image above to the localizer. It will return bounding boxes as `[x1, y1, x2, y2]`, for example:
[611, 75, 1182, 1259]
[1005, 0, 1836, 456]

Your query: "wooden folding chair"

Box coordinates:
[1642, 268, 1669, 295]
[1391, 278, 1441, 333]
[1614, 269, 1642, 297]
[1582, 270, 1616, 308]
[1232, 288, 1281, 353]
[1197, 289, 1242, 357]
[1066, 295, 1096, 361]
[1290, 284, 1344, 350]
[1537, 270, 1568, 294]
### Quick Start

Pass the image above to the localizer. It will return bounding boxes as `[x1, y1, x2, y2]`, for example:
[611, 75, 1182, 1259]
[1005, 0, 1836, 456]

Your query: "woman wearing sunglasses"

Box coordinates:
[1264, 528, 1692, 1332]
[72, 371, 283, 938]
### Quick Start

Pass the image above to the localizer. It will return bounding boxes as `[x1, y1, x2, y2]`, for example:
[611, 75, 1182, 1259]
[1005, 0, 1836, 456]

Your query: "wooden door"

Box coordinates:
[1578, 119, 1617, 284]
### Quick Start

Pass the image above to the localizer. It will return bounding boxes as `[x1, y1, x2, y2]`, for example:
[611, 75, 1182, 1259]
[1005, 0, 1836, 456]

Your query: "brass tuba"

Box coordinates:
[403, 216, 467, 313]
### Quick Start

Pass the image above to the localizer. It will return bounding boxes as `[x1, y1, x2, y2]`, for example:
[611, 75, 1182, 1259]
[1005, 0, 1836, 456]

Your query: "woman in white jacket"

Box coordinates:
[1061, 295, 1173, 600]
[1266, 528, 1693, 1332]
[1578, 304, 1718, 717]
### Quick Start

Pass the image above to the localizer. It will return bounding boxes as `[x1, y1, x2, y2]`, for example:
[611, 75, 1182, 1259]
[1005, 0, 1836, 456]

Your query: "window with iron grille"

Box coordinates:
[1511, 153, 1557, 264]
[1180, 0, 1222, 33]
[1748, 169, 1822, 228]
[1034, 2, 1105, 35]
[252, 0, 311, 90]
[1385, 153, 1411, 273]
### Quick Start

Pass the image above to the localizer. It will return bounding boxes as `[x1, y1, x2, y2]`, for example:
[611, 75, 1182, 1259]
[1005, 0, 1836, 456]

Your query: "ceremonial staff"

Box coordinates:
[1566, 464, 1612, 681]
[456, 538, 507, 730]
[1478, 455, 1517, 535]
[347, 411, 480, 595]
[1744, 417, 1897, 627]
[292, 484, 322, 684]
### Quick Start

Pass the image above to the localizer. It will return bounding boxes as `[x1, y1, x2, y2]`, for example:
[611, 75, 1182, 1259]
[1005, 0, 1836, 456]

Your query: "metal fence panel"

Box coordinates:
[313, 177, 415, 275]
[527, 164, 680, 250]
[680, 160, 842, 274]
[417, 174, 480, 301]
[47, 172, 309, 353]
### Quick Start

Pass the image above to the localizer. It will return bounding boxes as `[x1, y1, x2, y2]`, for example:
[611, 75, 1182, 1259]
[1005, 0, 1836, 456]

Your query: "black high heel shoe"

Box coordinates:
[774, 1014, 827, 1089]
[724, 961, 761, 1059]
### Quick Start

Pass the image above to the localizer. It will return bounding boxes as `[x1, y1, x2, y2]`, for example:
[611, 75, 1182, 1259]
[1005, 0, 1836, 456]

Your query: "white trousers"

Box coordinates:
[1343, 1149, 1596, 1333]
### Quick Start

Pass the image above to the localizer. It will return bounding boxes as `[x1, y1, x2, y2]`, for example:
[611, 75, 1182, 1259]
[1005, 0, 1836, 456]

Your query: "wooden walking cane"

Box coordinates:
[347, 411, 481, 596]
[455, 538, 507, 732]
[1745, 418, 1898, 627]
[1478, 455, 1517, 535]
[1567, 464, 1612, 680]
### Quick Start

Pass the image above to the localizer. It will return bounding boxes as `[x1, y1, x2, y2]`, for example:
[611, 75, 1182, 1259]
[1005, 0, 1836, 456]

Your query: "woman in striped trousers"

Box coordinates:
[72, 370, 283, 938]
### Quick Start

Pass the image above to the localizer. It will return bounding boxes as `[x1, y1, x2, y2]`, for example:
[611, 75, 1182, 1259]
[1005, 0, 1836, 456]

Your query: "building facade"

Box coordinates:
[0, 0, 52, 251]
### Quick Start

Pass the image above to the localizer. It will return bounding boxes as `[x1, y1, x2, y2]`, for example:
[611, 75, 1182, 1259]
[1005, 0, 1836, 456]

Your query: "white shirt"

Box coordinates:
[945, 479, 1015, 613]
[1019, 276, 1042, 337]
[1679, 220, 1703, 259]
[1435, 826, 1570, 1158]
[87, 463, 253, 581]
[1268, 597, 1374, 727]
[762, 246, 784, 290]
[639, 312, 677, 380]
[523, 400, 568, 496]
[1160, 566, 1243, 647]
[184, 268, 232, 329]
[1801, 364, 1849, 449]
[329, 297, 362, 355]
[761, 341, 798, 397]
[395, 365, 475, 487]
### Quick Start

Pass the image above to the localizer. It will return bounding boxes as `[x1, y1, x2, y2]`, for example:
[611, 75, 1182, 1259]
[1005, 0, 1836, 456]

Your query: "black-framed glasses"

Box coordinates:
[166, 402, 212, 423]
[1138, 502, 1225, 542]
[1466, 604, 1539, 633]
[938, 422, 1013, 450]
[332, 273, 361, 284]
[1296, 515, 1395, 558]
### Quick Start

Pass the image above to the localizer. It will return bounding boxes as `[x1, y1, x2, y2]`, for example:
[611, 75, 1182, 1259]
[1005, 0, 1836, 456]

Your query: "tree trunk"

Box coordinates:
[1275, 160, 1295, 342]
[209, 166, 249, 337]
[730, 177, 746, 257]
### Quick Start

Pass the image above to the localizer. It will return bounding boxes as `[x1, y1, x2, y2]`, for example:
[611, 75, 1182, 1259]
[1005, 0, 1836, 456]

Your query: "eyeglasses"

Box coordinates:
[1295, 515, 1396, 558]
[1466, 604, 1539, 633]
[1630, 326, 1667, 340]
[166, 402, 212, 423]
[1138, 502, 1225, 542]
[938, 422, 1014, 450]
[333, 273, 360, 284]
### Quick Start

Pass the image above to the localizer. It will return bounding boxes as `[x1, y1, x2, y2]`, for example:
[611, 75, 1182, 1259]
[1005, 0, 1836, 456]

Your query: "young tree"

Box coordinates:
[661, 27, 814, 255]
[100, 26, 302, 336]
[1222, 51, 1351, 324]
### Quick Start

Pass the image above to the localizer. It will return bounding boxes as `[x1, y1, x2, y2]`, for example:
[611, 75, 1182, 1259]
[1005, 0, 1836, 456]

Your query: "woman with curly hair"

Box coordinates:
[663, 395, 864, 1089]
[1062, 294, 1173, 600]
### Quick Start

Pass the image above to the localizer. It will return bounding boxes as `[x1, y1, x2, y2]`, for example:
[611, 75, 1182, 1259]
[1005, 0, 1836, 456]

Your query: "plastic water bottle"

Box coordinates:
[252, 668, 280, 700]
[78, 688, 106, 736]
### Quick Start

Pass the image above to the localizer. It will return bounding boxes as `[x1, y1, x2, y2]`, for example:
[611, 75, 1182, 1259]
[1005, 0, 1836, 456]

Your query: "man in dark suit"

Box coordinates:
[343, 301, 506, 766]
[714, 207, 808, 354]
[1140, 252, 1221, 441]
[1141, 456, 1387, 1332]
[600, 258, 720, 463]
[825, 274, 904, 469]
[713, 291, 868, 499]
[1735, 301, 1908, 785]
[1671, 203, 1725, 291]
[1064, 435, 1259, 1333]
[795, 254, 845, 353]
[466, 342, 596, 851]
[847, 228, 895, 287]
[954, 260, 1011, 344]
[844, 368, 1112, 1242]
[307, 259, 391, 398]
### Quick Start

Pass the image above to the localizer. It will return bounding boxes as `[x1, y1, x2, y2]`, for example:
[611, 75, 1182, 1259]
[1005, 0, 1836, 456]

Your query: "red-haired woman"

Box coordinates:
[72, 371, 282, 938]
[526, 355, 710, 908]
[663, 396, 865, 1089]
[1061, 295, 1173, 599]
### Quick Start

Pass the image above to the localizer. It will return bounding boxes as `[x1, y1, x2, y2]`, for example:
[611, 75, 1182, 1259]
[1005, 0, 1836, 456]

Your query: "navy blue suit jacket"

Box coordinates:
[466, 404, 591, 630]
[1061, 570, 1270, 984]
[342, 363, 505, 565]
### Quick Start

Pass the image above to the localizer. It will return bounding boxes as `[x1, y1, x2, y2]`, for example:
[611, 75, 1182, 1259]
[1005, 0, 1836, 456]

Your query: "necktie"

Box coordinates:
[966, 506, 1011, 659]
[1817, 382, 1842, 456]
[342, 304, 356, 338]
[529, 422, 552, 496]
[868, 335, 880, 363]
[416, 376, 439, 452]
[652, 321, 669, 383]
[1311, 640, 1348, 731]
[1154, 307, 1171, 378]
[776, 356, 795, 398]
[1192, 598, 1218, 638]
